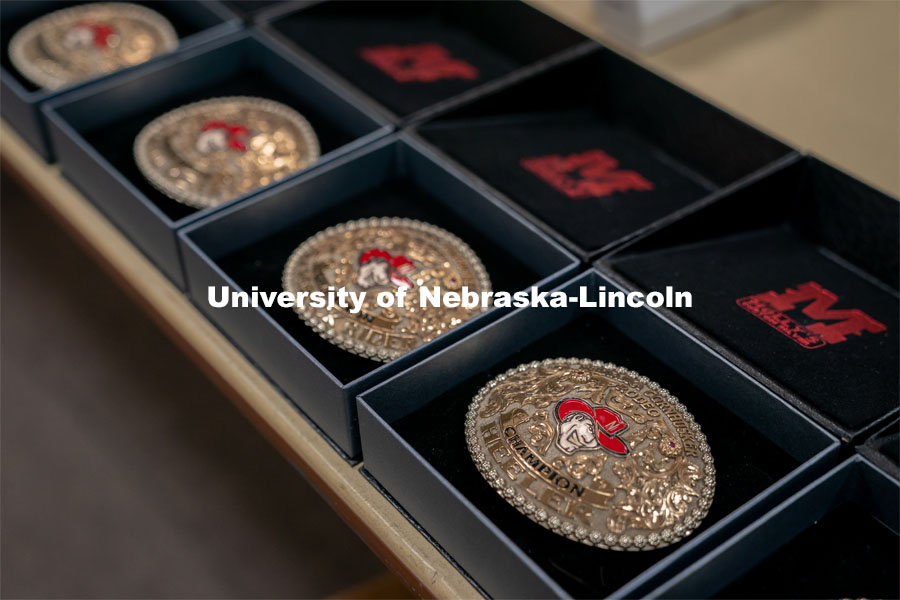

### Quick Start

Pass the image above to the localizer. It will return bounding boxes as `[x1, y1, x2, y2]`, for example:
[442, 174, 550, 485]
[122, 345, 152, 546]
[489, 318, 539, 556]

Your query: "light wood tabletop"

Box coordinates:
[0, 125, 479, 599]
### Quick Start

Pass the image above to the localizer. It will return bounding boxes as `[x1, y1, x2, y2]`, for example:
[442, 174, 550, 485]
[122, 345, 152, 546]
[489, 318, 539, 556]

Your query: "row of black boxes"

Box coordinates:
[2, 1, 897, 598]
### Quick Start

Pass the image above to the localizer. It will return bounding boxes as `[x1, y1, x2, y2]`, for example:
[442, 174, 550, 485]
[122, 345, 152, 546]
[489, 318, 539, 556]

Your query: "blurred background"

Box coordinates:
[1, 1, 898, 598]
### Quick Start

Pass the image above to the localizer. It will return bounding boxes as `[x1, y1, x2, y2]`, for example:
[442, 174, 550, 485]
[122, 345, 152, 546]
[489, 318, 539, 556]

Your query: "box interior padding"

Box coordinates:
[268, 0, 587, 116]
[874, 424, 900, 467]
[864, 419, 900, 471]
[418, 49, 793, 255]
[221, 0, 283, 19]
[609, 159, 899, 434]
[715, 459, 899, 599]
[719, 500, 897, 599]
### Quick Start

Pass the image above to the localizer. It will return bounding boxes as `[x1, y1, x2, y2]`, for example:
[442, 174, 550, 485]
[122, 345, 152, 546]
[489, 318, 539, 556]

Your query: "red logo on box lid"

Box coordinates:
[359, 43, 479, 83]
[736, 281, 887, 349]
[520, 150, 654, 199]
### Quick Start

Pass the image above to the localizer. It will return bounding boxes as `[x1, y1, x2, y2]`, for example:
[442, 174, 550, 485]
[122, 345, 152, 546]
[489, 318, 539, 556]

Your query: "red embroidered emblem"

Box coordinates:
[556, 398, 629, 455]
[520, 150, 654, 199]
[519, 150, 653, 200]
[736, 281, 887, 349]
[359, 43, 479, 83]
[197, 121, 250, 153]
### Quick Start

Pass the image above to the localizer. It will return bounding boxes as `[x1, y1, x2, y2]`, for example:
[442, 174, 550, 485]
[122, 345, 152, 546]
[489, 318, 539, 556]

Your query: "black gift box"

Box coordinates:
[43, 30, 391, 289]
[358, 269, 838, 598]
[650, 455, 899, 598]
[599, 156, 900, 443]
[415, 47, 796, 261]
[0, 0, 240, 160]
[178, 134, 580, 457]
[259, 0, 596, 123]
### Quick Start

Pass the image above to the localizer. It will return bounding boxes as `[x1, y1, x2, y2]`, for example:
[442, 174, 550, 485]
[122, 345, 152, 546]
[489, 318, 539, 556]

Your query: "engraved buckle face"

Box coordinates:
[467, 358, 715, 550]
[9, 3, 178, 90]
[282, 217, 491, 362]
[134, 97, 320, 209]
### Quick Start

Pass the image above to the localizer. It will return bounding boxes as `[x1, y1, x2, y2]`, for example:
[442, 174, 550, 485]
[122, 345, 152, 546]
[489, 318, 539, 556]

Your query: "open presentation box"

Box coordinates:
[599, 156, 899, 443]
[179, 135, 580, 458]
[0, 0, 240, 160]
[42, 30, 391, 289]
[358, 269, 839, 598]
[416, 47, 796, 261]
[259, 0, 597, 124]
[649, 455, 899, 598]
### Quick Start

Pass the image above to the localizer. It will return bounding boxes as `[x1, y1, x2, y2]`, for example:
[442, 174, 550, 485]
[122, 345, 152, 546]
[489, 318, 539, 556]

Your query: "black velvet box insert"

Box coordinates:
[261, 0, 594, 121]
[649, 455, 899, 599]
[720, 503, 897, 599]
[220, 1, 288, 22]
[0, 0, 239, 160]
[43, 30, 391, 288]
[358, 270, 838, 598]
[601, 156, 900, 442]
[179, 135, 579, 457]
[417, 48, 795, 260]
[859, 418, 899, 480]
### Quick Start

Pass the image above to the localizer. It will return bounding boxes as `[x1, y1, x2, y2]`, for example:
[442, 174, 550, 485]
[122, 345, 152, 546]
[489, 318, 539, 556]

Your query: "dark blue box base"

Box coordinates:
[359, 269, 838, 598]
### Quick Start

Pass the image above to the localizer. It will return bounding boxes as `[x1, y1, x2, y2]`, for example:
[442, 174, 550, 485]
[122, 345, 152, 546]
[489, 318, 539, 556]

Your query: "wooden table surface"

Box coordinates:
[0, 125, 477, 599]
[1, 3, 897, 597]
